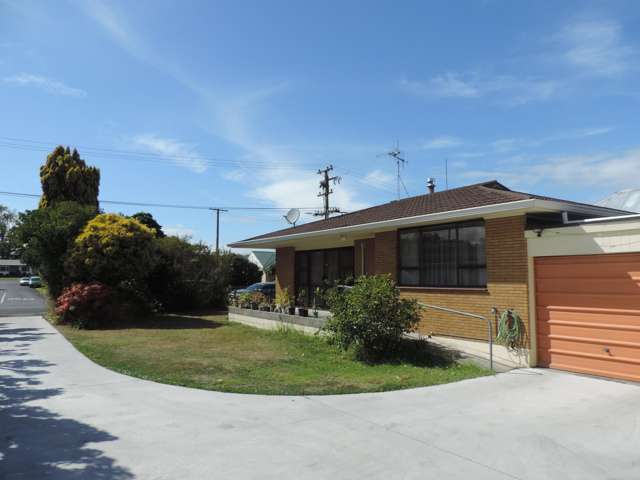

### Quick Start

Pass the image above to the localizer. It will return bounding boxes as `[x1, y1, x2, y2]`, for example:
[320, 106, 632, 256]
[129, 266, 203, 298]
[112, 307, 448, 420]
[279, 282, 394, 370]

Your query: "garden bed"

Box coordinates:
[56, 313, 489, 395]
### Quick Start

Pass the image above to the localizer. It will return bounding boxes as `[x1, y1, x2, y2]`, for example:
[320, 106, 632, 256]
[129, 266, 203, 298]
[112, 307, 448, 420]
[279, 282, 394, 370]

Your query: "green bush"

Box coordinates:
[148, 237, 235, 311]
[324, 275, 421, 361]
[228, 253, 261, 288]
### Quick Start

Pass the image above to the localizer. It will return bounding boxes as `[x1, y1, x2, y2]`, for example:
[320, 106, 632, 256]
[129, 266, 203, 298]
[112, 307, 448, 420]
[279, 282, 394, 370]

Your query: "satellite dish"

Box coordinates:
[284, 208, 300, 226]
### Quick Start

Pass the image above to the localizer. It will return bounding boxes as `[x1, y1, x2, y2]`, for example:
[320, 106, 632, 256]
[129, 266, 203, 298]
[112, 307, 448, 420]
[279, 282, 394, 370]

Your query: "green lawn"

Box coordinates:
[57, 313, 490, 395]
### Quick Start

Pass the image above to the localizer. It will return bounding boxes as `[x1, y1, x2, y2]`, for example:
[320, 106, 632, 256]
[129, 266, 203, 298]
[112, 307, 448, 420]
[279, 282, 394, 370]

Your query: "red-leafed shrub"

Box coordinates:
[56, 282, 113, 329]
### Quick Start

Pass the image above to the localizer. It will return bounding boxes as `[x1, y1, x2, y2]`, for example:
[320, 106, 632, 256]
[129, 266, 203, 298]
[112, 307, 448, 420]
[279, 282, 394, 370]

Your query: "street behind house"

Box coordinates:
[2, 315, 639, 480]
[0, 278, 46, 316]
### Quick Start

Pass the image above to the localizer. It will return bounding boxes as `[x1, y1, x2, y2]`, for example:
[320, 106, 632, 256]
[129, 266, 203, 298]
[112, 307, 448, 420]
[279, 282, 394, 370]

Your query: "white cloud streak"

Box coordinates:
[421, 136, 463, 150]
[455, 126, 614, 158]
[132, 134, 208, 173]
[399, 73, 560, 106]
[462, 148, 640, 190]
[557, 19, 635, 76]
[2, 73, 87, 97]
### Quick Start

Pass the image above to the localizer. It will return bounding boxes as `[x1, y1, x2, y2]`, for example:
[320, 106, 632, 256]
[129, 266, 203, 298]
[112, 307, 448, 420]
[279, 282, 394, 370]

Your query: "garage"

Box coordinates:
[528, 219, 640, 382]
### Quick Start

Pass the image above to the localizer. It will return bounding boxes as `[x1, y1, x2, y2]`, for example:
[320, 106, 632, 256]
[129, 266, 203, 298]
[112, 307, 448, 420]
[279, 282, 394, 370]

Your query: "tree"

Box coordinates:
[229, 253, 261, 287]
[11, 202, 97, 296]
[66, 213, 156, 287]
[131, 212, 165, 238]
[0, 204, 16, 258]
[39, 146, 100, 209]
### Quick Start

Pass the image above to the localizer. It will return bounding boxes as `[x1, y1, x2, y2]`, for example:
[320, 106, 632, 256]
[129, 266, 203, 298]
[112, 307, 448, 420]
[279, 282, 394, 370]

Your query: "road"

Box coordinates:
[0, 278, 46, 316]
[2, 315, 639, 480]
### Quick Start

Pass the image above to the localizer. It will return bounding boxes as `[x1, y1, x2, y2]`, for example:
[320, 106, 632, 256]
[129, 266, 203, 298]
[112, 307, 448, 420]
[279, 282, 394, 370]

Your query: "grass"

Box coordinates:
[56, 313, 490, 395]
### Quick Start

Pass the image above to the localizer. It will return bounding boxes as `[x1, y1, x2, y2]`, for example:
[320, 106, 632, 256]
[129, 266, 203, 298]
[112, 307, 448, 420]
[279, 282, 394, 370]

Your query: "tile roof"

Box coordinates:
[237, 180, 628, 243]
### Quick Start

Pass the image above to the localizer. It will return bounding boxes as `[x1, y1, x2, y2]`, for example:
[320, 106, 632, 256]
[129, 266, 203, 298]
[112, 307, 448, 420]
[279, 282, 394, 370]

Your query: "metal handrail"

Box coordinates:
[418, 302, 494, 372]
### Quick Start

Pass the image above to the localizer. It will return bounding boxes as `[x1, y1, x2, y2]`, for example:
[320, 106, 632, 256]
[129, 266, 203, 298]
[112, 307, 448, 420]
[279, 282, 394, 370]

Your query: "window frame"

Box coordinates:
[397, 220, 487, 289]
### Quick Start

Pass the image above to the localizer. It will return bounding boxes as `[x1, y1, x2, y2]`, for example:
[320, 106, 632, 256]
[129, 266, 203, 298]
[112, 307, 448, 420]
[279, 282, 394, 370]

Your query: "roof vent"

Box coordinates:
[427, 178, 436, 194]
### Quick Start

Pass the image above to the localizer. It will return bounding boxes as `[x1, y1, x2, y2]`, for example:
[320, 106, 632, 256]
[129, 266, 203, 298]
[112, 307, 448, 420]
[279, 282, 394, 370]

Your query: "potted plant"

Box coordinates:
[276, 288, 295, 315]
[249, 292, 265, 310]
[312, 287, 323, 318]
[238, 292, 251, 309]
[296, 288, 308, 317]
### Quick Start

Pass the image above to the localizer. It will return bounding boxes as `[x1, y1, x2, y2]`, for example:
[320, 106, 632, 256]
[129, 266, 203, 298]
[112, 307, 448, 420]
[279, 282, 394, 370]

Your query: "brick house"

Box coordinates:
[229, 181, 625, 348]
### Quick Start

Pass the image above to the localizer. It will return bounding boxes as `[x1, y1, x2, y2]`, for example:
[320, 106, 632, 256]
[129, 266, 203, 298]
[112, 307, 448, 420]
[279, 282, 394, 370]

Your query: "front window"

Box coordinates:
[398, 221, 486, 288]
[295, 247, 354, 306]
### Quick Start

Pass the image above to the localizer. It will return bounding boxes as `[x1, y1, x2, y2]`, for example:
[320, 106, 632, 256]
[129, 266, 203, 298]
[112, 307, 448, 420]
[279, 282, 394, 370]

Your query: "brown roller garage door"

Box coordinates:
[535, 253, 640, 382]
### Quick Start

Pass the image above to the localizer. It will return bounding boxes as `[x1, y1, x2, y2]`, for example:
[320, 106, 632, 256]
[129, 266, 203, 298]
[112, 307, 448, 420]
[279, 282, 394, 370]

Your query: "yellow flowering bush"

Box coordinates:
[66, 213, 156, 286]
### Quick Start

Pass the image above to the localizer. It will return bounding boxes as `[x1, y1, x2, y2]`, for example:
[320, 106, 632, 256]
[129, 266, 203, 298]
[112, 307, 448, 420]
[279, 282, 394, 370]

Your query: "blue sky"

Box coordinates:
[1, 1, 639, 248]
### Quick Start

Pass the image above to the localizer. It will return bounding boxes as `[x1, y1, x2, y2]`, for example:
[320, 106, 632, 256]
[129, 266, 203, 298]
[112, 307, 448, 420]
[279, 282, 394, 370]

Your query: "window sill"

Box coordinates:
[399, 286, 488, 294]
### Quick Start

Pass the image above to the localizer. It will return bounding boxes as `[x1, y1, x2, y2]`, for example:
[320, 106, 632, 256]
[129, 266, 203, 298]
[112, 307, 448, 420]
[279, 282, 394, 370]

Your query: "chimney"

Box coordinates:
[427, 177, 436, 194]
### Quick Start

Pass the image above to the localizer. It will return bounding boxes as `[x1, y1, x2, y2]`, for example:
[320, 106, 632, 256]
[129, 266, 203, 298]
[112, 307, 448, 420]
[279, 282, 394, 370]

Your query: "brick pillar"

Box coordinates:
[275, 247, 295, 297]
[374, 230, 397, 280]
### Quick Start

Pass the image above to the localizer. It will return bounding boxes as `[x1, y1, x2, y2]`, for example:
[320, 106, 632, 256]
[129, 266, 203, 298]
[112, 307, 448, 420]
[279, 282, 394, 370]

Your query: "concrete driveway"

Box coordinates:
[1, 316, 639, 480]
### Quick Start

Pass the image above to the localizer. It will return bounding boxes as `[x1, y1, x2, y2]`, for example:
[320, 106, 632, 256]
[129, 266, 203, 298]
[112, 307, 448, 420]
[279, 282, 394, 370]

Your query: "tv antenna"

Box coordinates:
[380, 141, 409, 199]
[284, 208, 300, 227]
[313, 165, 341, 220]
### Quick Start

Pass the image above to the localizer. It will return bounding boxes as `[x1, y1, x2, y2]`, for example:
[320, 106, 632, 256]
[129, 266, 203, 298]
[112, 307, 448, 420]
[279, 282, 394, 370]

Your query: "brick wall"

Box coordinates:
[374, 231, 397, 281]
[398, 216, 530, 345]
[275, 247, 295, 298]
[354, 238, 375, 276]
[274, 216, 530, 345]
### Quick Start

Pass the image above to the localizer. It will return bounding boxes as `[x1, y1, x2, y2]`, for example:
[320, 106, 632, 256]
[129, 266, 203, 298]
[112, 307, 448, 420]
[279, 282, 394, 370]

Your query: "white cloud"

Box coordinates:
[251, 174, 369, 215]
[462, 148, 640, 190]
[362, 169, 394, 187]
[132, 134, 208, 173]
[164, 224, 195, 238]
[399, 73, 560, 106]
[222, 169, 246, 181]
[400, 74, 478, 99]
[2, 73, 86, 97]
[557, 19, 634, 76]
[454, 126, 614, 158]
[421, 135, 463, 150]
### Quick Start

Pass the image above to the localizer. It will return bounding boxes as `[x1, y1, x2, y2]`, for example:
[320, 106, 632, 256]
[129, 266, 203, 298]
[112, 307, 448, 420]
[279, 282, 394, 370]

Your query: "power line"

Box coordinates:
[0, 135, 401, 196]
[0, 190, 321, 212]
[0, 136, 311, 169]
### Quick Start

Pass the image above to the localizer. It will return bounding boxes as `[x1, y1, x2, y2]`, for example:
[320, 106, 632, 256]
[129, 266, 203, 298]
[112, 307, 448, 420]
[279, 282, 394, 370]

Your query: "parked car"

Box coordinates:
[19, 277, 30, 286]
[28, 276, 42, 288]
[229, 282, 275, 301]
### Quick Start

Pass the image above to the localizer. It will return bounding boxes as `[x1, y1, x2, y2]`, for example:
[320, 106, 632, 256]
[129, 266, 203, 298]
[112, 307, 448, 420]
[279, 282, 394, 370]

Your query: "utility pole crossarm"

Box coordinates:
[314, 164, 341, 220]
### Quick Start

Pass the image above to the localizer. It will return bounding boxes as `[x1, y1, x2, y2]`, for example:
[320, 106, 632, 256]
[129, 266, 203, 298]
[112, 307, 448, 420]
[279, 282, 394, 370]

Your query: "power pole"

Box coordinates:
[314, 165, 341, 220]
[209, 207, 228, 253]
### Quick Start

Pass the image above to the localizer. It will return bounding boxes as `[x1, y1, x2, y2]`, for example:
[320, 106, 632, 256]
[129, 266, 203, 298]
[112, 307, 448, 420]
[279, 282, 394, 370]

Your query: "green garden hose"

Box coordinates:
[496, 309, 524, 350]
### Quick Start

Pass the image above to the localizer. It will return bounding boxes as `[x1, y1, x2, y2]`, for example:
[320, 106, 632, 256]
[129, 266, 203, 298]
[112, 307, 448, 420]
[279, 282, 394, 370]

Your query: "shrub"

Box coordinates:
[55, 282, 113, 329]
[148, 236, 233, 311]
[66, 213, 156, 287]
[324, 275, 421, 361]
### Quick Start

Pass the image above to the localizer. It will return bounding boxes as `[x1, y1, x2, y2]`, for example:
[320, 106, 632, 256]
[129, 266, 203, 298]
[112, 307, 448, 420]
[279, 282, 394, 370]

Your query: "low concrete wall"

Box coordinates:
[228, 306, 327, 334]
